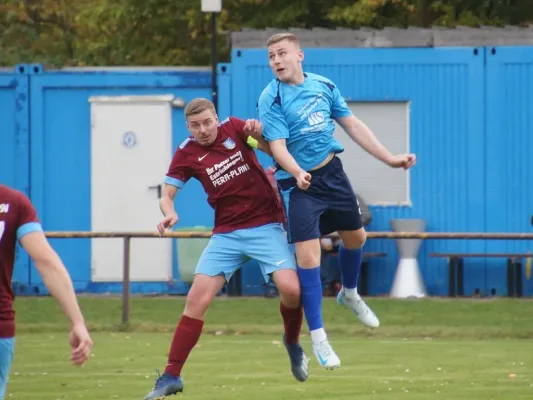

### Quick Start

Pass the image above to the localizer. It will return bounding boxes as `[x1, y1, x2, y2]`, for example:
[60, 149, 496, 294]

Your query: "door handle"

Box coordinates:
[148, 184, 162, 199]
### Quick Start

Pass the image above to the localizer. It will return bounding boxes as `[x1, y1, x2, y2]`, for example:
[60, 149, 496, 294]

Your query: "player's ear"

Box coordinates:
[298, 49, 304, 62]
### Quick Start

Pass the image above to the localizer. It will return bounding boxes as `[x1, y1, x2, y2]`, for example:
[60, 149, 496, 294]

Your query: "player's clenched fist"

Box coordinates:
[387, 153, 416, 170]
[296, 170, 311, 190]
[158, 213, 179, 235]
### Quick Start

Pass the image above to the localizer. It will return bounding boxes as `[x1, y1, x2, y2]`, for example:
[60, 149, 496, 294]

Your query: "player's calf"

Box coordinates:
[144, 274, 224, 399]
[337, 230, 366, 298]
[335, 229, 379, 328]
[294, 239, 328, 342]
[272, 270, 308, 381]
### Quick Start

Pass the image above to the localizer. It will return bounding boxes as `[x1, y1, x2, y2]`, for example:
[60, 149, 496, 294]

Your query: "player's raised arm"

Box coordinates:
[332, 84, 415, 169]
[229, 116, 272, 156]
[19, 231, 92, 365]
[336, 115, 394, 164]
[329, 82, 392, 165]
[243, 119, 272, 156]
[336, 115, 416, 169]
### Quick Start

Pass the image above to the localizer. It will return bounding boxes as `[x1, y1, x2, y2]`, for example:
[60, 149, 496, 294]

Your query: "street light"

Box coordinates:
[201, 0, 222, 111]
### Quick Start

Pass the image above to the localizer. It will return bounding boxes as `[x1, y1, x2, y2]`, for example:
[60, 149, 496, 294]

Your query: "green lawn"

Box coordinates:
[7, 296, 533, 399]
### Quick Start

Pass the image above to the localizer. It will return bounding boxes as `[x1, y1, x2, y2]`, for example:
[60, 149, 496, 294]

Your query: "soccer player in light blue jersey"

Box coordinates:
[257, 33, 416, 369]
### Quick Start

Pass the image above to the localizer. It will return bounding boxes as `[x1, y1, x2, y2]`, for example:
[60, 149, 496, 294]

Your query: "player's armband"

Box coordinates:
[246, 136, 259, 149]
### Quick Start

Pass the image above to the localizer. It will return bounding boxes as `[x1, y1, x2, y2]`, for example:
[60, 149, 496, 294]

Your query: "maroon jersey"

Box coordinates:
[165, 117, 285, 234]
[0, 185, 42, 337]
[265, 166, 286, 223]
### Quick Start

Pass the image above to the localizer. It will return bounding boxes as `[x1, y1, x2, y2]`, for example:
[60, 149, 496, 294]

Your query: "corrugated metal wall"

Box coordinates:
[484, 47, 533, 293]
[223, 46, 533, 296]
[2, 65, 214, 295]
[3, 46, 533, 297]
[0, 66, 31, 287]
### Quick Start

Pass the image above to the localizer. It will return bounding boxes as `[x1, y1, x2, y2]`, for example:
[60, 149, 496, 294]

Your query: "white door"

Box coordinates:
[89, 95, 174, 282]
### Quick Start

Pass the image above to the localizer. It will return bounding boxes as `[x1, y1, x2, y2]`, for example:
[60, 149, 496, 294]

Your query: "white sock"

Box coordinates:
[310, 328, 327, 344]
[343, 287, 358, 298]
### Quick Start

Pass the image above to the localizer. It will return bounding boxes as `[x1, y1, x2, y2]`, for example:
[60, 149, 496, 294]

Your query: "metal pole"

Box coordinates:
[211, 12, 218, 110]
[122, 236, 131, 326]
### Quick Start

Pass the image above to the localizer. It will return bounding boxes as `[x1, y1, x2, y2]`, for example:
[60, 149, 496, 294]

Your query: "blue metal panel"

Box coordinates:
[11, 48, 531, 297]
[230, 47, 486, 296]
[0, 69, 29, 192]
[217, 63, 232, 119]
[0, 66, 31, 288]
[0, 73, 20, 188]
[28, 68, 211, 294]
[486, 47, 533, 296]
[0, 74, 18, 187]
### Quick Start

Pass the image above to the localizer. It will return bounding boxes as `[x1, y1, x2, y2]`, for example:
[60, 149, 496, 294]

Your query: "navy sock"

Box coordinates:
[338, 244, 363, 289]
[297, 266, 323, 331]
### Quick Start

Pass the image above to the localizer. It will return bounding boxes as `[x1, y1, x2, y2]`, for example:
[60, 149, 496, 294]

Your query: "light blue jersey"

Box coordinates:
[257, 72, 352, 179]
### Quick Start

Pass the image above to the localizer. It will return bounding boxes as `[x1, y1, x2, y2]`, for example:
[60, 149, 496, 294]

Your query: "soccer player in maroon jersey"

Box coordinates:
[0, 185, 93, 397]
[144, 98, 307, 399]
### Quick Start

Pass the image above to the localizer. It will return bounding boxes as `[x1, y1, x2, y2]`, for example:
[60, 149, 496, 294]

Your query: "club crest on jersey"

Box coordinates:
[222, 138, 236, 150]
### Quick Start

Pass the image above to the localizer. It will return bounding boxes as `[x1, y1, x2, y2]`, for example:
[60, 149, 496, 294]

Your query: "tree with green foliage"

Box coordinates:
[1, 0, 532, 67]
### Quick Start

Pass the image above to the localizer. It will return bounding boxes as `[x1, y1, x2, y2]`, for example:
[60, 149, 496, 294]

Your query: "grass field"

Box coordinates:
[7, 296, 533, 399]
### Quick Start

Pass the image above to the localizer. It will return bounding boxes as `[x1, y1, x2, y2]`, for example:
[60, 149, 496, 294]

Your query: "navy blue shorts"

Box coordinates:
[277, 156, 363, 244]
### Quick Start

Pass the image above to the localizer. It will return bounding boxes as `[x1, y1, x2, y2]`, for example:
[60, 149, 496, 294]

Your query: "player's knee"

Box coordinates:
[272, 270, 301, 307]
[294, 240, 322, 267]
[278, 281, 301, 307]
[278, 277, 300, 296]
[184, 277, 220, 318]
[354, 228, 367, 248]
[184, 292, 211, 318]
[339, 228, 366, 249]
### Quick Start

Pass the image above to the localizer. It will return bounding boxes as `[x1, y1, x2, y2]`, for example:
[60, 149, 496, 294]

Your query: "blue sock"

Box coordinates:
[338, 244, 363, 289]
[297, 266, 323, 331]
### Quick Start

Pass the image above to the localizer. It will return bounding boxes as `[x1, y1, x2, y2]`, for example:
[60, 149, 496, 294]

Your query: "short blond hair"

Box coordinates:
[267, 32, 300, 47]
[185, 98, 216, 118]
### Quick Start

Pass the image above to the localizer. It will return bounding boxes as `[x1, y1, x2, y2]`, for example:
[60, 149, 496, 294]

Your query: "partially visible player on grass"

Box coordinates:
[0, 185, 93, 398]
[143, 98, 307, 400]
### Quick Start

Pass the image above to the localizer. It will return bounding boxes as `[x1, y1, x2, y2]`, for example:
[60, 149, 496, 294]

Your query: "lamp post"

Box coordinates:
[201, 0, 222, 111]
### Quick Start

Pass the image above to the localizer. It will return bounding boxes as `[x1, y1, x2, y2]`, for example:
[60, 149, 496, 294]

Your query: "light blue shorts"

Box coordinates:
[0, 337, 15, 399]
[195, 223, 296, 282]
